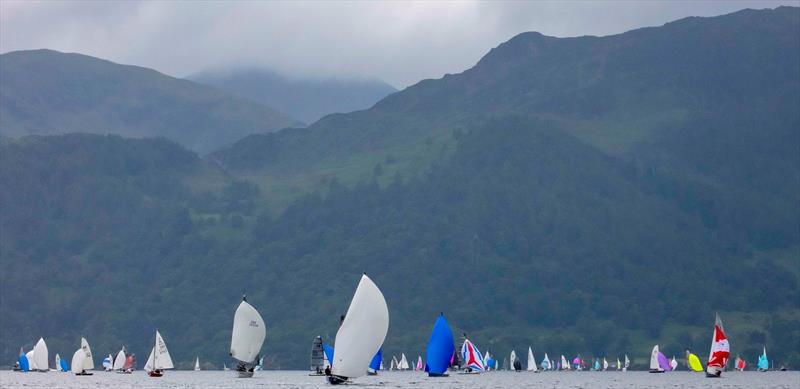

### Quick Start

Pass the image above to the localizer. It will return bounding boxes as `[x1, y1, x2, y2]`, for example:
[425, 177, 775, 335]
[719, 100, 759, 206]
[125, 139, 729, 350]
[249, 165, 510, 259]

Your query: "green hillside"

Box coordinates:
[0, 50, 300, 153]
[1, 7, 798, 370]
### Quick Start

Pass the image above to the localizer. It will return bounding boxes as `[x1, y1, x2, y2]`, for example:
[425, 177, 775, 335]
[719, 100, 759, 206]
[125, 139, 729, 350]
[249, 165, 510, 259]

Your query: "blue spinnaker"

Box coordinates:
[369, 348, 382, 371]
[18, 355, 29, 372]
[758, 353, 769, 370]
[323, 344, 334, 366]
[425, 313, 455, 375]
[60, 358, 69, 372]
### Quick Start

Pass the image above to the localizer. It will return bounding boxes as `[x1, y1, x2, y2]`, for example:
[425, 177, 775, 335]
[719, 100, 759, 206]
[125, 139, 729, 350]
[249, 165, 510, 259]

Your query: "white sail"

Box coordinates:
[542, 353, 550, 370]
[527, 347, 537, 371]
[80, 338, 94, 370]
[55, 354, 62, 371]
[509, 350, 517, 370]
[331, 274, 390, 379]
[113, 349, 126, 370]
[230, 298, 267, 364]
[33, 338, 48, 371]
[650, 345, 661, 371]
[71, 349, 86, 372]
[26, 350, 37, 370]
[603, 357, 609, 371]
[103, 354, 113, 370]
[399, 353, 409, 370]
[624, 354, 630, 371]
[195, 357, 201, 371]
[560, 355, 569, 370]
[670, 356, 678, 371]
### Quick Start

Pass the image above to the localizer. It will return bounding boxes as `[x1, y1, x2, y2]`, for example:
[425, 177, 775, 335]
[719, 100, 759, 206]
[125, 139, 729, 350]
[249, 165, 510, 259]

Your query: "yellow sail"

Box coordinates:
[688, 353, 703, 372]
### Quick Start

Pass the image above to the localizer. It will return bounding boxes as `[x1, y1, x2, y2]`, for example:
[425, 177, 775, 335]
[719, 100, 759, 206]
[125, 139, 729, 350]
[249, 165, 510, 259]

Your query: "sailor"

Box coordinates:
[324, 365, 332, 376]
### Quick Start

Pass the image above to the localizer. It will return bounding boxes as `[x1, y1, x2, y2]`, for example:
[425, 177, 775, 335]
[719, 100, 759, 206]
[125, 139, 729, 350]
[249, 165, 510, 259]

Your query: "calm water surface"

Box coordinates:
[1, 370, 798, 388]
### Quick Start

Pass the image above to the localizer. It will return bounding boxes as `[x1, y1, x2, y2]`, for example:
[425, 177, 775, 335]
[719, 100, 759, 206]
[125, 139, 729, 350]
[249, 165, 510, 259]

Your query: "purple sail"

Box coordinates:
[657, 352, 671, 371]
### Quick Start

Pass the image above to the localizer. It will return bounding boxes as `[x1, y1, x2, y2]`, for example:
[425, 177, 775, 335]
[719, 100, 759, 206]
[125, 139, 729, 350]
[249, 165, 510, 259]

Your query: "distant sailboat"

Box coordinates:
[527, 347, 537, 372]
[102, 354, 113, 371]
[390, 356, 397, 370]
[399, 353, 410, 370]
[32, 338, 49, 372]
[540, 353, 551, 371]
[509, 350, 518, 371]
[310, 336, 325, 375]
[735, 355, 746, 371]
[223, 363, 230, 371]
[686, 350, 704, 372]
[71, 338, 94, 376]
[254, 356, 264, 371]
[593, 359, 601, 371]
[368, 349, 383, 375]
[705, 314, 730, 378]
[560, 355, 569, 370]
[144, 330, 174, 377]
[616, 357, 621, 370]
[194, 357, 201, 371]
[425, 313, 454, 377]
[649, 345, 665, 373]
[602, 357, 608, 371]
[461, 338, 485, 373]
[230, 295, 267, 378]
[623, 354, 630, 372]
[572, 355, 582, 371]
[416, 355, 423, 371]
[113, 348, 126, 372]
[123, 354, 135, 373]
[757, 347, 769, 372]
[670, 356, 678, 371]
[327, 274, 389, 385]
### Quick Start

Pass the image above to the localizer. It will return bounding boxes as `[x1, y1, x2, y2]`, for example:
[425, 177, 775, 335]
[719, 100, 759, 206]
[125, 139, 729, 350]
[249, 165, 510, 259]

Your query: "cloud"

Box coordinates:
[1, 0, 795, 88]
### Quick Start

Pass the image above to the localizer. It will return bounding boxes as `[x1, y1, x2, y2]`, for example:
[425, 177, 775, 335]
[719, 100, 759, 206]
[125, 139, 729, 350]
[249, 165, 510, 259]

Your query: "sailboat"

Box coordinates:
[560, 355, 569, 370]
[572, 355, 582, 371]
[670, 356, 678, 371]
[623, 354, 630, 372]
[540, 353, 551, 371]
[230, 295, 267, 378]
[194, 357, 201, 371]
[527, 347, 538, 372]
[327, 273, 389, 385]
[705, 313, 730, 378]
[425, 313, 454, 377]
[123, 354, 135, 373]
[509, 350, 518, 371]
[368, 349, 383, 375]
[112, 348, 126, 372]
[735, 355, 746, 371]
[102, 354, 113, 371]
[602, 357, 608, 371]
[71, 337, 94, 376]
[649, 345, 665, 373]
[31, 338, 49, 372]
[144, 330, 174, 377]
[399, 353, 410, 370]
[390, 356, 397, 370]
[223, 363, 230, 371]
[416, 355, 423, 371]
[616, 357, 621, 370]
[460, 338, 485, 373]
[686, 350, 704, 372]
[757, 347, 769, 372]
[310, 336, 325, 375]
[593, 359, 601, 371]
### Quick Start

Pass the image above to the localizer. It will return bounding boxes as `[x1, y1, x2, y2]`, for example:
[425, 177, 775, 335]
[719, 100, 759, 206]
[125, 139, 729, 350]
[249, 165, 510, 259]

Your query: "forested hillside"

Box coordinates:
[1, 7, 798, 369]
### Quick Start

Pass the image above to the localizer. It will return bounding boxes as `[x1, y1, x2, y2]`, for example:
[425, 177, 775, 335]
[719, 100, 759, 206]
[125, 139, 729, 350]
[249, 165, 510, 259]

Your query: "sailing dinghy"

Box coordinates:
[194, 357, 201, 371]
[310, 336, 326, 375]
[112, 348, 126, 372]
[649, 345, 665, 373]
[705, 313, 730, 378]
[425, 313, 454, 377]
[71, 338, 94, 375]
[102, 354, 113, 371]
[757, 347, 769, 371]
[368, 349, 383, 375]
[602, 357, 608, 371]
[230, 295, 267, 378]
[735, 355, 746, 371]
[623, 354, 630, 372]
[527, 347, 537, 372]
[32, 338, 49, 372]
[460, 338, 485, 373]
[540, 353, 551, 370]
[509, 350, 518, 371]
[327, 273, 389, 385]
[686, 350, 704, 372]
[144, 330, 173, 377]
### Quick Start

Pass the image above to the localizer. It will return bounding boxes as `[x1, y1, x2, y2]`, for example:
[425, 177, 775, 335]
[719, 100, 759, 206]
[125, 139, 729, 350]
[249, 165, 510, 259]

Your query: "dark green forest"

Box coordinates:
[1, 7, 798, 370]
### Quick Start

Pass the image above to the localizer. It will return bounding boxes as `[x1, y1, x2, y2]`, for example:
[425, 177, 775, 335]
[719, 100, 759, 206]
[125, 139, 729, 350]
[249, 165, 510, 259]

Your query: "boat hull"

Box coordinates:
[148, 371, 163, 377]
[237, 371, 254, 378]
[75, 371, 93, 376]
[428, 372, 449, 377]
[327, 375, 348, 385]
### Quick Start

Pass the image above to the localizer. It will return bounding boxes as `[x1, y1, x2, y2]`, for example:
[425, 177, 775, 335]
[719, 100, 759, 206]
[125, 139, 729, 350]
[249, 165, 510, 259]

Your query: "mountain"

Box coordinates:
[1, 7, 799, 369]
[191, 69, 396, 125]
[0, 50, 300, 153]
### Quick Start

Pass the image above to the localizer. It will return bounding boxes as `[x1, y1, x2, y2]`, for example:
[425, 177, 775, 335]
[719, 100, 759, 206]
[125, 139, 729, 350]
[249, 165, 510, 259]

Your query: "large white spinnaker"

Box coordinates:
[230, 297, 267, 365]
[33, 338, 49, 372]
[330, 274, 389, 382]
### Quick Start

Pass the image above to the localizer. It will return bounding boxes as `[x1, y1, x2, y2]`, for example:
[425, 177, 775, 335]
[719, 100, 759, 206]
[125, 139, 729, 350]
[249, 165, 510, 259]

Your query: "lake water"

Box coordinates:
[1, 370, 798, 388]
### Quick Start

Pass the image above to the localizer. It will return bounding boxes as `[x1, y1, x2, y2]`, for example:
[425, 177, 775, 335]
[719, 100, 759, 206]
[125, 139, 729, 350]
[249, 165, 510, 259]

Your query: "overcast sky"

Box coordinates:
[1, 1, 796, 88]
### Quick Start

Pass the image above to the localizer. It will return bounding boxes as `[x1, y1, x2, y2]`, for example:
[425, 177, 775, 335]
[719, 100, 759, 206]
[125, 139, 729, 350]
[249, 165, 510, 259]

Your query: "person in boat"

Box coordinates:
[324, 365, 331, 376]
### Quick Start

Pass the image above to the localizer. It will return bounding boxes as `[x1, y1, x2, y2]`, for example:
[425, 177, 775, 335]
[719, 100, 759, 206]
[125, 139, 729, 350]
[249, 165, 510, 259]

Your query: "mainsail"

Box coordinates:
[33, 338, 48, 372]
[509, 350, 517, 371]
[329, 274, 389, 382]
[527, 347, 537, 371]
[649, 345, 664, 373]
[706, 314, 730, 377]
[310, 336, 325, 372]
[80, 338, 94, 370]
[144, 330, 174, 372]
[113, 348, 126, 371]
